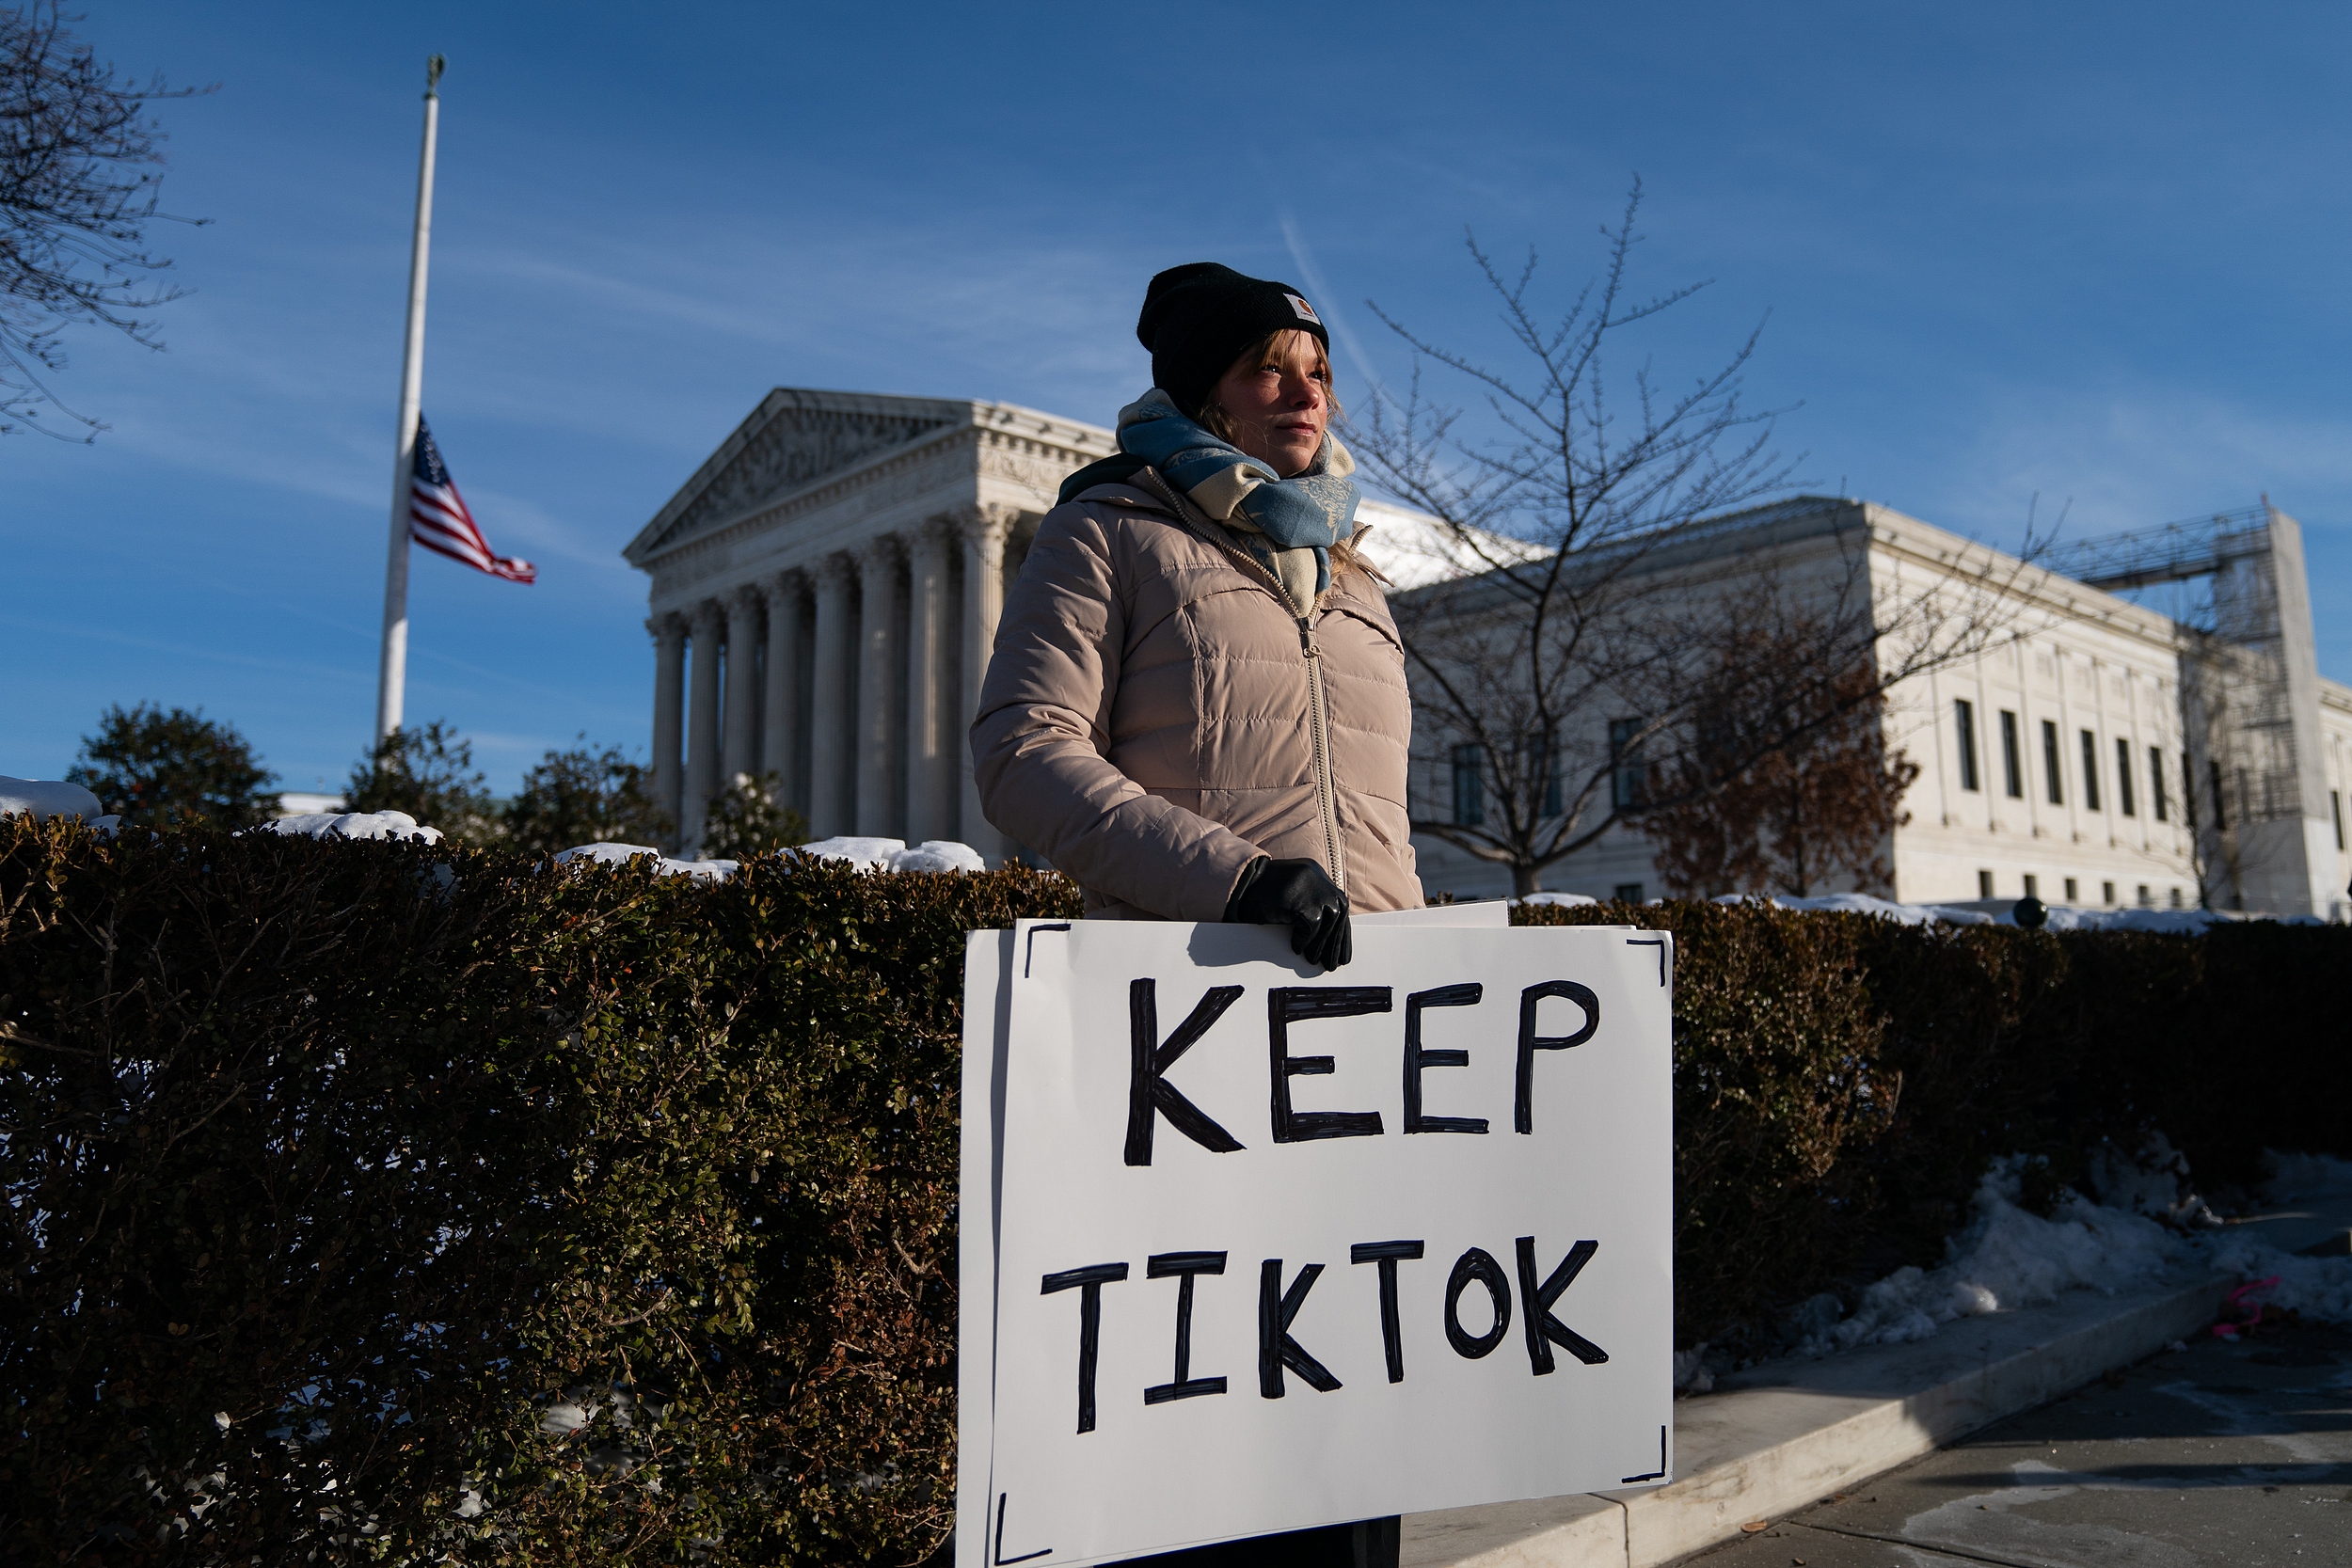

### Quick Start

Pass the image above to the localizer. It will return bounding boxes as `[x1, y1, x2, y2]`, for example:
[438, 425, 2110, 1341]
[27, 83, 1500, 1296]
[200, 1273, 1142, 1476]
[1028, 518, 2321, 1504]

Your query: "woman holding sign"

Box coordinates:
[973, 262, 1422, 977]
[973, 264, 1412, 1565]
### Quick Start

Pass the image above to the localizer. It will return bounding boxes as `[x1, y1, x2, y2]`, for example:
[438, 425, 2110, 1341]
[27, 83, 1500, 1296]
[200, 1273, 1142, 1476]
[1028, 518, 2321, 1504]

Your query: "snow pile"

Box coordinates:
[796, 836, 989, 873]
[2205, 1235, 2352, 1325]
[2080, 1132, 2223, 1229]
[262, 811, 444, 845]
[0, 776, 103, 822]
[553, 843, 737, 879]
[1793, 1158, 2188, 1357]
[1517, 892, 1598, 908]
[1753, 1143, 2352, 1373]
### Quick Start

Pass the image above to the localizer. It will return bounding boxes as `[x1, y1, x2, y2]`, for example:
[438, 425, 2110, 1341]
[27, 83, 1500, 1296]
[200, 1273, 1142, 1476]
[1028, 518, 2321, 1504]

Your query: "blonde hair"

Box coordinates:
[1192, 329, 1343, 438]
[1194, 330, 1361, 584]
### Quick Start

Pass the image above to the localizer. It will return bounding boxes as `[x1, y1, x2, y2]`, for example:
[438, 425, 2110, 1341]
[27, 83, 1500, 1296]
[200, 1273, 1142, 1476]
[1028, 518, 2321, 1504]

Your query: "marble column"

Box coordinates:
[808, 554, 856, 839]
[685, 597, 724, 848]
[722, 584, 764, 786]
[648, 611, 686, 848]
[959, 507, 1012, 861]
[762, 571, 804, 811]
[857, 535, 905, 839]
[905, 518, 956, 845]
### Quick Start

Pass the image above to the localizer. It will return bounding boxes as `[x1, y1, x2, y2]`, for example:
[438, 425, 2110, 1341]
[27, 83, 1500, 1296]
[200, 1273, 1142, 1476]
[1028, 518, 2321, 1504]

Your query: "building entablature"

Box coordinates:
[628, 388, 1113, 616]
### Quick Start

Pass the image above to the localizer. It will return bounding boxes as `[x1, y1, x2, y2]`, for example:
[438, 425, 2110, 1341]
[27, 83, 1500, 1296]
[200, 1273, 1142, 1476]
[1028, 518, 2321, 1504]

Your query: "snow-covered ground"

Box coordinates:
[1676, 1146, 2352, 1393]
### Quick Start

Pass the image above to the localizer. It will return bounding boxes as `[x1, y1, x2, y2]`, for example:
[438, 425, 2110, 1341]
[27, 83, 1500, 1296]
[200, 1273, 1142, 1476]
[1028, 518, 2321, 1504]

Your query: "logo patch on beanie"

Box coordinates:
[1284, 293, 1322, 325]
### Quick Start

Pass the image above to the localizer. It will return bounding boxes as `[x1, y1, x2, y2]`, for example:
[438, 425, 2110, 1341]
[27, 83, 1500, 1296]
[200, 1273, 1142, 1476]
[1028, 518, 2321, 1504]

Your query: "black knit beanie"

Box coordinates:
[1136, 262, 1330, 420]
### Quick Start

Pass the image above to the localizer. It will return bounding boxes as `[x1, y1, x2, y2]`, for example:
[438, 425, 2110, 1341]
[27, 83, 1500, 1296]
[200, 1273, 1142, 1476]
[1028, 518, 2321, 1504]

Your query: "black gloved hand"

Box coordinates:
[1223, 857, 1351, 972]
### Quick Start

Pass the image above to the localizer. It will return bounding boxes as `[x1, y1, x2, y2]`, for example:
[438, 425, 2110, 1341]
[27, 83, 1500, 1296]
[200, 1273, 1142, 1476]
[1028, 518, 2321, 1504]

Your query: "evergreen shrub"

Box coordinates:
[4, 816, 2343, 1562]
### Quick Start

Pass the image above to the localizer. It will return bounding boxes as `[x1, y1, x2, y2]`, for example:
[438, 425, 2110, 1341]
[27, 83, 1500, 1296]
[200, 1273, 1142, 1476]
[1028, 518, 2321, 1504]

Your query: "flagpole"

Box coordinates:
[374, 54, 444, 742]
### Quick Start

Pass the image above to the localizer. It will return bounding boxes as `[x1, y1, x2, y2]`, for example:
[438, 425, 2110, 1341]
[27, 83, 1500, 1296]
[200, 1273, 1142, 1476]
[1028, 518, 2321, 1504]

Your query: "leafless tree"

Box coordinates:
[1351, 182, 2035, 895]
[2, 2, 211, 438]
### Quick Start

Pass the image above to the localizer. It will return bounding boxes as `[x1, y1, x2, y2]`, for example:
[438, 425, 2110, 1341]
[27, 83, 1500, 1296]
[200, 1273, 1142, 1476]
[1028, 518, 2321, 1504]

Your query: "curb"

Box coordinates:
[1403, 1197, 2352, 1567]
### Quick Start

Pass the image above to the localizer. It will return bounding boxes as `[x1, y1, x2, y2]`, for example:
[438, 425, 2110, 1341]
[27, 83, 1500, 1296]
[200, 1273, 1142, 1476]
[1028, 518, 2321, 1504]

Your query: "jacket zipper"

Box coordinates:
[1135, 467, 1348, 893]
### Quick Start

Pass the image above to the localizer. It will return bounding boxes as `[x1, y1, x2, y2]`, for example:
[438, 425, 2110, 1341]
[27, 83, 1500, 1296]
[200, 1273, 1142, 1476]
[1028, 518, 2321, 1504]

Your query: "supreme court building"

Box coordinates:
[630, 387, 2351, 918]
[624, 388, 1118, 856]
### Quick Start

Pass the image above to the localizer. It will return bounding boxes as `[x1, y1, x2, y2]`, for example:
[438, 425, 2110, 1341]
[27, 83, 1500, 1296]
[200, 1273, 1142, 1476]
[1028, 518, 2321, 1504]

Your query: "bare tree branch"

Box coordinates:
[1, 2, 214, 438]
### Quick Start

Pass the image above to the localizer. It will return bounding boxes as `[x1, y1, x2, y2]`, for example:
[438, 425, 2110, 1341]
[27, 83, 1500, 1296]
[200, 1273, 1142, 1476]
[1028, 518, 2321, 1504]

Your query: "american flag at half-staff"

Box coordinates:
[408, 414, 535, 584]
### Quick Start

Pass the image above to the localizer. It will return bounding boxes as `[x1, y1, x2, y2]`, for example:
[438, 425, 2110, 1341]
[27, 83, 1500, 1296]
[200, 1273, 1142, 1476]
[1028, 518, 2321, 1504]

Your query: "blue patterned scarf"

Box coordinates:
[1115, 389, 1359, 601]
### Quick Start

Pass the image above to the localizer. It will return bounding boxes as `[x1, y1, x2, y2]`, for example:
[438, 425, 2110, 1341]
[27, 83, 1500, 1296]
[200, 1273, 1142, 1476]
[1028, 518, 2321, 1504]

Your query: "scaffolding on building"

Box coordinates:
[2042, 503, 2318, 911]
[2036, 504, 2270, 593]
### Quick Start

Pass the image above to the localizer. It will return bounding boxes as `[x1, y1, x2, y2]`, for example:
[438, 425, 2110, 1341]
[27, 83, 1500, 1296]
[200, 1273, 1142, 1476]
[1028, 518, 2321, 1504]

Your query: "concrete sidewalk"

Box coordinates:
[1403, 1193, 2352, 1567]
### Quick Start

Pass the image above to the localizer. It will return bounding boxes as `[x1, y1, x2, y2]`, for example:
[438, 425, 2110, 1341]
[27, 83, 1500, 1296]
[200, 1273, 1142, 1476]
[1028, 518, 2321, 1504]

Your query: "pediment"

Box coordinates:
[629, 389, 964, 560]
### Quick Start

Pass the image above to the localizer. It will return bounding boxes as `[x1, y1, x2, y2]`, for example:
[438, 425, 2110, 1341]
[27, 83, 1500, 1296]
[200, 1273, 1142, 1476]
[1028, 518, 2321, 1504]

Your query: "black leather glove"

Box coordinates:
[1223, 857, 1351, 971]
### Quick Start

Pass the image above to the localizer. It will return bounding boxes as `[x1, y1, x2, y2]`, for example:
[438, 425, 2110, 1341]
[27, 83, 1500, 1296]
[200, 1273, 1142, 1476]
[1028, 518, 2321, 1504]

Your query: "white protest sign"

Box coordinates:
[959, 916, 1672, 1567]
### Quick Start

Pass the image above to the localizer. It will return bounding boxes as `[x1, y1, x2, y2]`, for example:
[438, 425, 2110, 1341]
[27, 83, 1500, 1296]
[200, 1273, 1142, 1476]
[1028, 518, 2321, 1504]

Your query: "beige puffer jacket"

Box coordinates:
[972, 468, 1422, 920]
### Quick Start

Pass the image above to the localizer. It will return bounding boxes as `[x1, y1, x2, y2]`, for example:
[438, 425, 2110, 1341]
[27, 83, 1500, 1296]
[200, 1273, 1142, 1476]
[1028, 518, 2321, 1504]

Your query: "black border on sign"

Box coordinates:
[1620, 1423, 1669, 1483]
[1025, 924, 1073, 977]
[994, 1492, 1050, 1563]
[1626, 937, 1667, 987]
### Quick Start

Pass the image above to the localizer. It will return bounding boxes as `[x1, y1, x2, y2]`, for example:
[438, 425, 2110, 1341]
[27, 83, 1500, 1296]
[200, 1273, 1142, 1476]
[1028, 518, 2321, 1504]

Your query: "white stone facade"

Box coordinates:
[624, 389, 1114, 853]
[1406, 499, 2350, 919]
[630, 393, 2346, 919]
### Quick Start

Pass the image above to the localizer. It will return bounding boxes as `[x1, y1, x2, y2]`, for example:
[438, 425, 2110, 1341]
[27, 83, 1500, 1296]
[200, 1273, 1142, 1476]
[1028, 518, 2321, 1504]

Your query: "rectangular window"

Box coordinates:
[2210, 760, 2227, 829]
[2169, 887, 2184, 909]
[1955, 700, 1980, 791]
[1535, 729, 1563, 818]
[2102, 879, 2116, 906]
[2080, 730, 2102, 812]
[2115, 737, 2136, 817]
[2183, 751, 2197, 827]
[2334, 789, 2344, 851]
[2137, 884, 2153, 908]
[1613, 881, 1645, 903]
[2023, 873, 2040, 897]
[1609, 718, 1647, 811]
[1999, 710, 2023, 798]
[1977, 869, 1994, 897]
[2064, 877, 2079, 902]
[2150, 747, 2169, 822]
[1451, 742, 1484, 827]
[2042, 721, 2064, 804]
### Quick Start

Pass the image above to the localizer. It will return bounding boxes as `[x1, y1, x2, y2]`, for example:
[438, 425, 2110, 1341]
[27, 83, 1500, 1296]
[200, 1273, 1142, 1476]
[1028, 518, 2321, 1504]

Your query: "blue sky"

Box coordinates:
[9, 1, 2351, 794]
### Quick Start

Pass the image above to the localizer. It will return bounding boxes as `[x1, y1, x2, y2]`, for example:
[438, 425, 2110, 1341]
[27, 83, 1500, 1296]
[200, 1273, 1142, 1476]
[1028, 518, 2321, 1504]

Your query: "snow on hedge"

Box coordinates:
[262, 810, 445, 844]
[552, 836, 988, 879]
[554, 842, 736, 879]
[1718, 890, 2236, 933]
[0, 776, 102, 822]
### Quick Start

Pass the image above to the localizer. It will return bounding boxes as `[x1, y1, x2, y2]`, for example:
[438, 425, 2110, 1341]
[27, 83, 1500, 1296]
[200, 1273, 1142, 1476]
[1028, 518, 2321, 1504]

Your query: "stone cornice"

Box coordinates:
[628, 392, 1113, 576]
[1857, 504, 2185, 653]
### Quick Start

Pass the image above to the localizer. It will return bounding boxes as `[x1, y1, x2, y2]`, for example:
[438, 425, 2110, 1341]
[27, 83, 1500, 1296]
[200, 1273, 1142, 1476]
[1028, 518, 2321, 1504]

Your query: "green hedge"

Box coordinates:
[3, 817, 2344, 1563]
[1521, 898, 2352, 1349]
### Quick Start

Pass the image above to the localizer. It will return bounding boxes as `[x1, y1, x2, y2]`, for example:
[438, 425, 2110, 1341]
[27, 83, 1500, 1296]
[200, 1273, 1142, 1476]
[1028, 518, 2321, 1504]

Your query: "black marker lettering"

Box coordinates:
[1258, 1259, 1343, 1397]
[1143, 1252, 1230, 1404]
[1127, 979, 1246, 1165]
[1514, 980, 1599, 1134]
[1350, 1240, 1426, 1383]
[1404, 983, 1486, 1134]
[1268, 987, 1392, 1143]
[1443, 1246, 1512, 1359]
[1516, 1236, 1608, 1372]
[1041, 1262, 1129, 1433]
